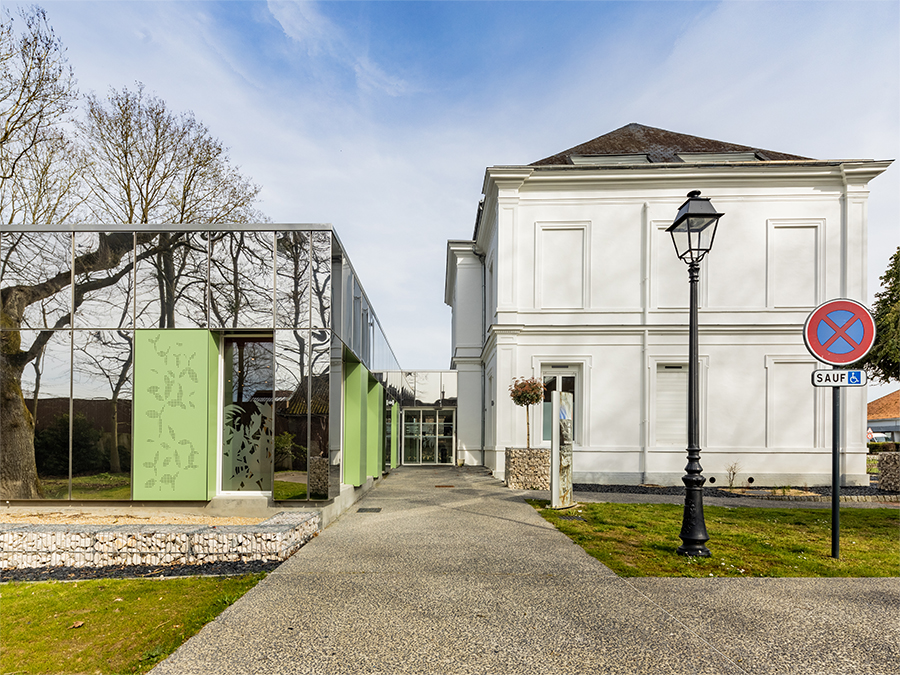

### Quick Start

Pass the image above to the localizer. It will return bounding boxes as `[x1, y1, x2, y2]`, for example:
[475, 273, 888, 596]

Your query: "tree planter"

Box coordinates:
[505, 447, 550, 490]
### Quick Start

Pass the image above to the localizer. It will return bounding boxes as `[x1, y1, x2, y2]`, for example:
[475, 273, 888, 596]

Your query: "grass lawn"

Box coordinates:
[39, 472, 131, 500]
[531, 500, 900, 578]
[0, 574, 264, 674]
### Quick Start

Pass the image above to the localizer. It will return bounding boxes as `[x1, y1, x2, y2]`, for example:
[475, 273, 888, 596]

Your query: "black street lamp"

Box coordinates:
[666, 190, 723, 557]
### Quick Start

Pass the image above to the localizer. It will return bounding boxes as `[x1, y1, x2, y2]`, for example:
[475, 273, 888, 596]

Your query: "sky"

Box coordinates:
[9, 0, 900, 398]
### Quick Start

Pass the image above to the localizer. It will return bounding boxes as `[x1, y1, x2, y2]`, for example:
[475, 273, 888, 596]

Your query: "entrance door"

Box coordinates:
[402, 409, 455, 465]
[220, 336, 275, 492]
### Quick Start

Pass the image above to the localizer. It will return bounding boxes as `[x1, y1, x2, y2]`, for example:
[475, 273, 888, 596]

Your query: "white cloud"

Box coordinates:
[268, 0, 413, 97]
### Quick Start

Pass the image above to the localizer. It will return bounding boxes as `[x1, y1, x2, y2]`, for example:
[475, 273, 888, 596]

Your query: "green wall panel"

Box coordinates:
[366, 377, 381, 478]
[207, 331, 219, 499]
[343, 361, 366, 487]
[133, 330, 210, 500]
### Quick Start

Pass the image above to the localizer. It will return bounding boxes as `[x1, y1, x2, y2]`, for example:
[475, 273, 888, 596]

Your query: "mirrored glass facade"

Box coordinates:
[1, 224, 450, 503]
[135, 232, 209, 329]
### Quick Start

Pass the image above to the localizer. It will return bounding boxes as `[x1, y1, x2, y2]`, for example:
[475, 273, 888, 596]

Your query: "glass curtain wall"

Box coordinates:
[1, 226, 378, 503]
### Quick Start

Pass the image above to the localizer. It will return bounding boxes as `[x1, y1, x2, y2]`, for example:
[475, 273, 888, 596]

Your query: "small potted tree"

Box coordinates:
[506, 377, 546, 489]
[509, 377, 545, 448]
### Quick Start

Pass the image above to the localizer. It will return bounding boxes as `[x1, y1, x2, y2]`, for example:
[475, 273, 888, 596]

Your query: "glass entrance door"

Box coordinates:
[402, 409, 455, 465]
[221, 336, 275, 492]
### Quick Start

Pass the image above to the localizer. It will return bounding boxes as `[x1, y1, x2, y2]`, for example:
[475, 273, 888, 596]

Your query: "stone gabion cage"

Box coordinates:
[878, 452, 900, 492]
[505, 448, 550, 490]
[1, 511, 319, 570]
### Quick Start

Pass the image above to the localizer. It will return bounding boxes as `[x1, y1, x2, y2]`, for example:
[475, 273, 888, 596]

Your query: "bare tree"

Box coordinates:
[0, 6, 77, 189]
[79, 84, 262, 226]
[1, 127, 85, 226]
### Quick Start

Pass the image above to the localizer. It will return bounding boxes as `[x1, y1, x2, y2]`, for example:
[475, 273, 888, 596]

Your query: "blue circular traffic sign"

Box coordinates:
[803, 299, 876, 366]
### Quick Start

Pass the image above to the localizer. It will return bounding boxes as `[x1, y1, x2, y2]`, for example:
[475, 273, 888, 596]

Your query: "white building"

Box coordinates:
[444, 123, 891, 487]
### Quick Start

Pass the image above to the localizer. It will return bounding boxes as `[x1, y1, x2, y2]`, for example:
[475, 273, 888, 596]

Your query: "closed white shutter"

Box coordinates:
[656, 365, 687, 446]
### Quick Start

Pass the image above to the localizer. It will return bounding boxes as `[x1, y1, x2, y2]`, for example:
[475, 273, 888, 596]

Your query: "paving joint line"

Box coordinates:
[620, 576, 752, 675]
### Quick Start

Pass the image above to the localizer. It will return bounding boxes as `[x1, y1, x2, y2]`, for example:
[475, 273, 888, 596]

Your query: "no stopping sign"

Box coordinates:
[803, 299, 876, 366]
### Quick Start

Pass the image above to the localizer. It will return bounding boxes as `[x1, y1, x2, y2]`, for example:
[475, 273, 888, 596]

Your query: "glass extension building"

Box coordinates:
[0, 224, 456, 505]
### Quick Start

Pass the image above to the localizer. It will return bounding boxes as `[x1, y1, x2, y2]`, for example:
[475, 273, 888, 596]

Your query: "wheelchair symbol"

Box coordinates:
[848, 371, 861, 385]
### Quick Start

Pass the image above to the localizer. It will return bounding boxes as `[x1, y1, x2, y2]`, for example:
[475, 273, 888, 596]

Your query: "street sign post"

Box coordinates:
[803, 299, 876, 560]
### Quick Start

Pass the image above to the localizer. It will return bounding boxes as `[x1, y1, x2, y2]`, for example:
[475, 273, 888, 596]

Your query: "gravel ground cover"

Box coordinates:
[1, 558, 283, 583]
[572, 483, 899, 499]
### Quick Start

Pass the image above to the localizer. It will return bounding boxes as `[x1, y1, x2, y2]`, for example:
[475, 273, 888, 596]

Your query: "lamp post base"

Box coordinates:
[677, 473, 710, 557]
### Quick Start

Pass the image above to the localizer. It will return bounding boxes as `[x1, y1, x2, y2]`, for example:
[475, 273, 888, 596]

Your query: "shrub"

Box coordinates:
[868, 442, 898, 454]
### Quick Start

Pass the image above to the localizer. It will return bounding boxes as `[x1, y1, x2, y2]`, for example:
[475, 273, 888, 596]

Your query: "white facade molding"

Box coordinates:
[765, 218, 825, 309]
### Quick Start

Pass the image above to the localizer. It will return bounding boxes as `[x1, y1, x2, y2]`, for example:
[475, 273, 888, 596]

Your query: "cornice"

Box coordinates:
[444, 239, 481, 306]
[481, 160, 892, 194]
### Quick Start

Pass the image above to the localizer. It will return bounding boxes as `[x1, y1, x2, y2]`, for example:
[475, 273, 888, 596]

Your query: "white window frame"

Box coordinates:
[532, 356, 591, 447]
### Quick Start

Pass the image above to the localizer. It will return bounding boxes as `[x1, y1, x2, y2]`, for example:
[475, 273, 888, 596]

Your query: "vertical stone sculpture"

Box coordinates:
[551, 392, 575, 508]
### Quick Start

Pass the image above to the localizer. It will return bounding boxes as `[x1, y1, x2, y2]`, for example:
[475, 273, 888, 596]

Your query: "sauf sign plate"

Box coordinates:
[811, 369, 867, 387]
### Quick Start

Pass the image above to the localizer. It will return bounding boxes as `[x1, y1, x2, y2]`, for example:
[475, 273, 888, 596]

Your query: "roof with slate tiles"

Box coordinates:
[530, 123, 811, 165]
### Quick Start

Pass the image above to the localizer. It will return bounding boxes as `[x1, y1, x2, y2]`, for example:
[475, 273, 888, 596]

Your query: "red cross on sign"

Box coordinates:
[803, 299, 876, 366]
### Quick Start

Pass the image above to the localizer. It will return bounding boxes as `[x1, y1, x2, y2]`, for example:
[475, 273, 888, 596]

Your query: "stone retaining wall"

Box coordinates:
[505, 448, 550, 490]
[879, 453, 900, 492]
[0, 511, 319, 570]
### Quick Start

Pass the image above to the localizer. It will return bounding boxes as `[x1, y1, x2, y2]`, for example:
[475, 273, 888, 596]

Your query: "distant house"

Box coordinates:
[445, 123, 892, 487]
[868, 391, 900, 442]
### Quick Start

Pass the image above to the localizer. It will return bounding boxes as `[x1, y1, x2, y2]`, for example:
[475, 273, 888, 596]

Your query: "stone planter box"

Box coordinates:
[505, 447, 550, 490]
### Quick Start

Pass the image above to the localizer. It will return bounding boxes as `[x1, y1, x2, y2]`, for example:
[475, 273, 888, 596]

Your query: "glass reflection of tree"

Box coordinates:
[276, 231, 310, 375]
[136, 233, 208, 328]
[71, 235, 137, 474]
[74, 330, 133, 474]
[209, 231, 272, 329]
[1, 231, 178, 499]
[275, 231, 331, 462]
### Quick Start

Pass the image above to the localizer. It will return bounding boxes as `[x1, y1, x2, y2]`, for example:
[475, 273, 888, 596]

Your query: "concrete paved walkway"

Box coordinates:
[153, 466, 898, 675]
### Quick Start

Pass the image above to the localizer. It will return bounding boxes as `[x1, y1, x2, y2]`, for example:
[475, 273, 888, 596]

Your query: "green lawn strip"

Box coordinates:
[529, 500, 900, 578]
[39, 472, 131, 500]
[1, 573, 265, 674]
[273, 480, 307, 500]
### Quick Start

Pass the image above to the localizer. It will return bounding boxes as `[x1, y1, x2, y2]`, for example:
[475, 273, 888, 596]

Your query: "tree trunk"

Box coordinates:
[526, 406, 531, 450]
[0, 341, 41, 499]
